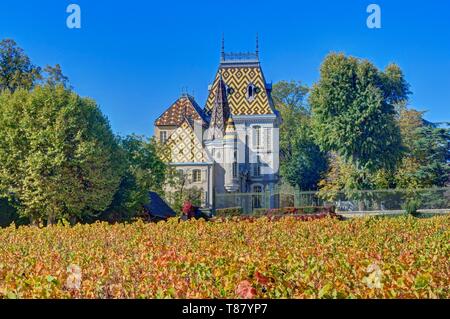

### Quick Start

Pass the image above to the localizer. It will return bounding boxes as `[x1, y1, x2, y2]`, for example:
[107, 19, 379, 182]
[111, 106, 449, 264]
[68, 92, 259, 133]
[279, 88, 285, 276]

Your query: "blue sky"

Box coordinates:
[1, 0, 449, 137]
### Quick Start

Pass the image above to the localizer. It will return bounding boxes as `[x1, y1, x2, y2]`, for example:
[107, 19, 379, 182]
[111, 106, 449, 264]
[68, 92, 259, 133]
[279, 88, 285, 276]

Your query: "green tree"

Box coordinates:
[0, 39, 41, 92]
[408, 125, 449, 187]
[42, 64, 70, 89]
[280, 119, 328, 190]
[272, 81, 309, 161]
[272, 81, 327, 190]
[0, 85, 123, 225]
[103, 135, 167, 221]
[395, 108, 450, 188]
[272, 80, 309, 113]
[310, 53, 407, 182]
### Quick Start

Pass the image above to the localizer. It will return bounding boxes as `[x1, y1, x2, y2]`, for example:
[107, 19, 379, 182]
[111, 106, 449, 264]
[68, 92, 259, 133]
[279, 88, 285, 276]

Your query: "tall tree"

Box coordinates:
[310, 53, 408, 181]
[103, 135, 167, 221]
[272, 80, 309, 113]
[272, 81, 309, 161]
[0, 85, 123, 225]
[280, 121, 328, 190]
[42, 64, 70, 89]
[395, 108, 450, 188]
[272, 81, 327, 190]
[0, 39, 41, 92]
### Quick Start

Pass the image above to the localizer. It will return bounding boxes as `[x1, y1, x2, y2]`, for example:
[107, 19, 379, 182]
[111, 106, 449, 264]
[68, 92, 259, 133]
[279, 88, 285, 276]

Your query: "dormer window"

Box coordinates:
[226, 86, 234, 95]
[247, 83, 257, 101]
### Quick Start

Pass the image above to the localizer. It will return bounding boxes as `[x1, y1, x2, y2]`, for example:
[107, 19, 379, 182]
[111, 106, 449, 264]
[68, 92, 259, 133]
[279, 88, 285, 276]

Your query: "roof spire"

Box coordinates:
[256, 33, 259, 58]
[206, 69, 230, 140]
[221, 33, 225, 61]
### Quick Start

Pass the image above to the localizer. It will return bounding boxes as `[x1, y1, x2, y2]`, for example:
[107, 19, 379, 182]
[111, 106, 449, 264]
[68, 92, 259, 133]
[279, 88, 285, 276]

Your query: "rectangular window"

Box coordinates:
[265, 128, 272, 151]
[233, 162, 238, 178]
[160, 131, 167, 143]
[253, 126, 261, 149]
[192, 169, 201, 183]
[253, 156, 261, 177]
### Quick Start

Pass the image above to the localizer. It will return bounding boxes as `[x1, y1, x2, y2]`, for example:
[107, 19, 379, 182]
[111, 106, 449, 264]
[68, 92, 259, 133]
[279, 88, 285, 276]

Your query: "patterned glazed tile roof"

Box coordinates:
[206, 73, 231, 140]
[205, 63, 275, 116]
[155, 95, 208, 127]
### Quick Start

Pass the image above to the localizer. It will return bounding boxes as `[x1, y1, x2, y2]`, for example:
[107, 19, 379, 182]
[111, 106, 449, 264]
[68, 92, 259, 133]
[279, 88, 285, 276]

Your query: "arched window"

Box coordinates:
[253, 185, 262, 192]
[248, 85, 254, 98]
[232, 151, 238, 178]
[247, 83, 257, 101]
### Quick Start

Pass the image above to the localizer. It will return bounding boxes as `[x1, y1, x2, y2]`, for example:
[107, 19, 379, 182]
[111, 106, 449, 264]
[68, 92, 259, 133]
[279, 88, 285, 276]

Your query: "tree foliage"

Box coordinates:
[310, 53, 407, 173]
[0, 85, 123, 224]
[272, 80, 309, 113]
[279, 119, 328, 190]
[395, 107, 450, 188]
[103, 135, 167, 221]
[42, 64, 70, 89]
[0, 39, 41, 92]
[272, 81, 328, 190]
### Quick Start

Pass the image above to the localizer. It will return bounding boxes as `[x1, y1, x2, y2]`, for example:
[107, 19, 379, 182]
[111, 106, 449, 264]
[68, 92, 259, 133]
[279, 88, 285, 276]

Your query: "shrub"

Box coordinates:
[214, 207, 242, 217]
[403, 199, 421, 216]
[253, 208, 269, 216]
[0, 198, 29, 227]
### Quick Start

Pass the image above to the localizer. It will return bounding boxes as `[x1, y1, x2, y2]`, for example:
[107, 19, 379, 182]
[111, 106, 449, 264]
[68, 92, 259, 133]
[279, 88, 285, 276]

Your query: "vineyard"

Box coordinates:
[0, 216, 449, 299]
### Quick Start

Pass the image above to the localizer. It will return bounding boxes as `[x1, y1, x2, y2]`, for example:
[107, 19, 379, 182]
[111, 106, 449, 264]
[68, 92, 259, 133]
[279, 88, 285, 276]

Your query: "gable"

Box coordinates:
[205, 66, 274, 116]
[162, 120, 208, 163]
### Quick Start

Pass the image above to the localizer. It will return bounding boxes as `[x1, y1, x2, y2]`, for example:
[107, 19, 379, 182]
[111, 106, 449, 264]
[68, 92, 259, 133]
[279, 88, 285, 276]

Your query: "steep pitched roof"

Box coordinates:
[155, 95, 208, 127]
[205, 55, 275, 116]
[206, 73, 231, 140]
[144, 192, 176, 220]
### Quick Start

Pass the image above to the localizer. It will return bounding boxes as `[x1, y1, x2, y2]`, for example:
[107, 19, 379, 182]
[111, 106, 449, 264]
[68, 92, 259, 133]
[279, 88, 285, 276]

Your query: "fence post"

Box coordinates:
[294, 186, 300, 208]
[265, 185, 271, 209]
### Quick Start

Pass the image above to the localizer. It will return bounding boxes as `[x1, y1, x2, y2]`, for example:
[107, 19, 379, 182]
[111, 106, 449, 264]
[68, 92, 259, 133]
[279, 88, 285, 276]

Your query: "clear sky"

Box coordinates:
[1, 0, 449, 137]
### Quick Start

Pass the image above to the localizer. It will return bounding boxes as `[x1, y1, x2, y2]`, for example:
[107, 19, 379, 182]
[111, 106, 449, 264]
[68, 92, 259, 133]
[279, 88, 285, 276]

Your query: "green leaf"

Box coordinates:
[318, 283, 333, 298]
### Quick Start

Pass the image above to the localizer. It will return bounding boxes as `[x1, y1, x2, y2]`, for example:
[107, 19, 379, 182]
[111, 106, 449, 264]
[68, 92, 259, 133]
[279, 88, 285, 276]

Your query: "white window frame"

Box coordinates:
[192, 169, 201, 183]
[264, 127, 272, 152]
[247, 83, 256, 101]
[160, 130, 168, 143]
[253, 126, 262, 150]
[253, 155, 262, 177]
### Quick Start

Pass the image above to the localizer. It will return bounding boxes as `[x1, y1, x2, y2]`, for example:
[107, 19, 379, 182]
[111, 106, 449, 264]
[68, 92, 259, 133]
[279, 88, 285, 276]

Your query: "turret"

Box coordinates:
[224, 117, 239, 192]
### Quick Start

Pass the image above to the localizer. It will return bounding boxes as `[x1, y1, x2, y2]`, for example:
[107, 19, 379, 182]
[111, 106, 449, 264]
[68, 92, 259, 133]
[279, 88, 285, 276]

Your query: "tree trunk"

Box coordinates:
[69, 215, 77, 226]
[30, 216, 40, 227]
[47, 210, 56, 227]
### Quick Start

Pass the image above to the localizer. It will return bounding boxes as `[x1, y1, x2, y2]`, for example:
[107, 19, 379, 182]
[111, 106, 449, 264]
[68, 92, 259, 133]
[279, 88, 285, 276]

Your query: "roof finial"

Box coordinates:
[221, 33, 225, 61]
[256, 33, 259, 58]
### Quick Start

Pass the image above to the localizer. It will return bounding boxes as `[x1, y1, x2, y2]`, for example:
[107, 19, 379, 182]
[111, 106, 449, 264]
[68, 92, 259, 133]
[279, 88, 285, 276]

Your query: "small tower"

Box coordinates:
[206, 72, 230, 141]
[224, 117, 239, 192]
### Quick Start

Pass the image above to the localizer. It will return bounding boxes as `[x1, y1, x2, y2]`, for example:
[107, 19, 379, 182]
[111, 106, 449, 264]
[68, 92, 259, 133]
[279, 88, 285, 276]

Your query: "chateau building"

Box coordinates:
[154, 39, 281, 210]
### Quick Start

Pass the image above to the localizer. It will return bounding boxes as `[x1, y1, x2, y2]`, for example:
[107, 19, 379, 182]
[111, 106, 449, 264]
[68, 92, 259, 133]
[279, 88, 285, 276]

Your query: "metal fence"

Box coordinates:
[215, 186, 450, 215]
